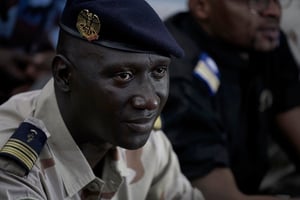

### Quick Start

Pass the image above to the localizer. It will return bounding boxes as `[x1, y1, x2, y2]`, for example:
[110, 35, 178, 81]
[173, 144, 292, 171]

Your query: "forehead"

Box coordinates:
[213, 0, 247, 10]
[208, 0, 252, 22]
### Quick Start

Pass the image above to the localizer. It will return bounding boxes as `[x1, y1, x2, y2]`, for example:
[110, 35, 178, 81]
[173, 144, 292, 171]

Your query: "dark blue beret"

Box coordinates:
[60, 0, 184, 57]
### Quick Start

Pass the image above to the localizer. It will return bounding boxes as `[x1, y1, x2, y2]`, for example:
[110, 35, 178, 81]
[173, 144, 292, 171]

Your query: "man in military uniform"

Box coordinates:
[162, 0, 300, 199]
[0, 0, 204, 199]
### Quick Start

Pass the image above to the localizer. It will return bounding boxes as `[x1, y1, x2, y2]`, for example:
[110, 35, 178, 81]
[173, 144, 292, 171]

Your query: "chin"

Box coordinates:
[253, 36, 280, 52]
[120, 141, 147, 150]
[119, 134, 150, 150]
[255, 43, 279, 52]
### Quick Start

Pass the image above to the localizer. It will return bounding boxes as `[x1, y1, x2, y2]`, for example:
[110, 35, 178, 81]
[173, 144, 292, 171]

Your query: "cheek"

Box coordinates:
[72, 78, 113, 113]
[155, 79, 169, 109]
[213, 6, 255, 46]
[99, 87, 130, 114]
[220, 18, 256, 48]
[234, 21, 255, 45]
[161, 83, 169, 103]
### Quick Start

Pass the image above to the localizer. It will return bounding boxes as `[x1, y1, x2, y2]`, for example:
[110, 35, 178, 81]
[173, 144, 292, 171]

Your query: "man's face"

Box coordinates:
[207, 0, 282, 51]
[68, 44, 170, 149]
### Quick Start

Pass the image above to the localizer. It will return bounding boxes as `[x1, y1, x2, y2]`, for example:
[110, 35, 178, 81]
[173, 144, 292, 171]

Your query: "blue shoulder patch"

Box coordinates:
[193, 53, 220, 95]
[0, 121, 48, 175]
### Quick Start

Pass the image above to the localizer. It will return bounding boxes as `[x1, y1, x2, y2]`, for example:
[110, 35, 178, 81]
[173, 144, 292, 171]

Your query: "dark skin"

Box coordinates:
[52, 32, 171, 168]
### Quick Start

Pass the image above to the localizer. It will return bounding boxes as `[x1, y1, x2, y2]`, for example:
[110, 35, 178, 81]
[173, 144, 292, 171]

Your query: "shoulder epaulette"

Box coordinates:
[0, 118, 48, 175]
[193, 52, 220, 96]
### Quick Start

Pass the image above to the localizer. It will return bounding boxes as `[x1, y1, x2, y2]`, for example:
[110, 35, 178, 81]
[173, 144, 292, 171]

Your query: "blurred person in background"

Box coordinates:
[0, 0, 66, 104]
[260, 0, 300, 195]
[161, 0, 300, 199]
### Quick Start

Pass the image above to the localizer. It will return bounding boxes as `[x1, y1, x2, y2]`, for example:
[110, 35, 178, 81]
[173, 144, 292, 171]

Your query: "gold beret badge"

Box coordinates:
[76, 9, 101, 41]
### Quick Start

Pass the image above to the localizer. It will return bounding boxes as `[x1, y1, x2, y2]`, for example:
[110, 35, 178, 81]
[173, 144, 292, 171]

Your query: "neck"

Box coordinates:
[80, 142, 113, 168]
[55, 85, 113, 168]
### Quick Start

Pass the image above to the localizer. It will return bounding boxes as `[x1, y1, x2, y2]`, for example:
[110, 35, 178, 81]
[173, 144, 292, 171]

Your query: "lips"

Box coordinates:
[258, 22, 280, 40]
[124, 116, 155, 132]
[260, 28, 280, 40]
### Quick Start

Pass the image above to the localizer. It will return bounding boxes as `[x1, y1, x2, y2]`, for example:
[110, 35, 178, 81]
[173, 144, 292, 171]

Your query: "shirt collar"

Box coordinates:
[34, 79, 96, 197]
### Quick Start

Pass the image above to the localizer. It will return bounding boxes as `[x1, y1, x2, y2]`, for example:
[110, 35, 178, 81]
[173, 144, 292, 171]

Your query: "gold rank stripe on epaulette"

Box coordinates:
[0, 121, 47, 174]
[193, 53, 220, 95]
[1, 138, 38, 170]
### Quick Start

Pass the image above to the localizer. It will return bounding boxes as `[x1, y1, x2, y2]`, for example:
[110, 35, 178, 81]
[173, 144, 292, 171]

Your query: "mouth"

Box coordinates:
[258, 26, 280, 41]
[124, 116, 156, 133]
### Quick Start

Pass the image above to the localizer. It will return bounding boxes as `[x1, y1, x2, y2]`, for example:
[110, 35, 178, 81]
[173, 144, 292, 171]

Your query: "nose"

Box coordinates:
[261, 0, 281, 18]
[131, 82, 159, 110]
[131, 95, 159, 110]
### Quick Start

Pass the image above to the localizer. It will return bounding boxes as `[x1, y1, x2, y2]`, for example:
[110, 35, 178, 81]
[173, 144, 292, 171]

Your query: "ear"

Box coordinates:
[52, 54, 72, 92]
[188, 0, 210, 20]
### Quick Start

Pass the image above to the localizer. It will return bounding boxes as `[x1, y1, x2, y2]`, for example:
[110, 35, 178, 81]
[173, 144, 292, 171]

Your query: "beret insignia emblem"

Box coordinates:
[76, 9, 101, 41]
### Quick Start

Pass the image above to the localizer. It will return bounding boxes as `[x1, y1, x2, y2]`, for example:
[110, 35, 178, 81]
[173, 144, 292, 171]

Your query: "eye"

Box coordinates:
[113, 71, 133, 82]
[152, 66, 168, 79]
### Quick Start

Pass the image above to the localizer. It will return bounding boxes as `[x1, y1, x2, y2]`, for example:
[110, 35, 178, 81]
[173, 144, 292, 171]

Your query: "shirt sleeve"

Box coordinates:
[162, 64, 229, 180]
[146, 130, 205, 200]
[271, 33, 300, 113]
[0, 166, 47, 200]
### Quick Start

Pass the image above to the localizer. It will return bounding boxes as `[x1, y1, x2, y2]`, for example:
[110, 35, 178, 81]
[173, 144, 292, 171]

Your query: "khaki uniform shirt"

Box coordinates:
[0, 79, 204, 200]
